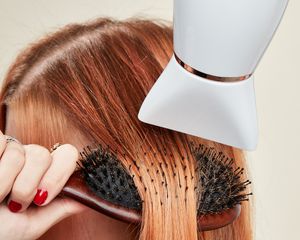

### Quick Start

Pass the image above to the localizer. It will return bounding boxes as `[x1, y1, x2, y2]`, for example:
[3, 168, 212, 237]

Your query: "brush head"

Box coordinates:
[191, 144, 251, 215]
[77, 144, 251, 218]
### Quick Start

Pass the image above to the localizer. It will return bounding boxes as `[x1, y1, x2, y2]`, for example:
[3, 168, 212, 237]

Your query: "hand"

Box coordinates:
[0, 131, 87, 240]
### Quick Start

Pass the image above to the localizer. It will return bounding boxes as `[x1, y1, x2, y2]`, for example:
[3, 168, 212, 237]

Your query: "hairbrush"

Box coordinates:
[58, 143, 252, 232]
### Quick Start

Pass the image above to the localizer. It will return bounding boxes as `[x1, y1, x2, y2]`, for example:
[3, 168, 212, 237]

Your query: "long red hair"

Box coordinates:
[0, 17, 252, 240]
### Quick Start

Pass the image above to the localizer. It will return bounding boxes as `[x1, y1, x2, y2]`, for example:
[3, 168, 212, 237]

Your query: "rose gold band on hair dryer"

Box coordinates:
[174, 53, 252, 83]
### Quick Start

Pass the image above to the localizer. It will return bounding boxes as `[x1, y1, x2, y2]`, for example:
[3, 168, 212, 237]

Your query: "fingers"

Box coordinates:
[0, 137, 79, 216]
[0, 138, 83, 240]
[0, 141, 25, 203]
[34, 144, 78, 206]
[7, 144, 52, 212]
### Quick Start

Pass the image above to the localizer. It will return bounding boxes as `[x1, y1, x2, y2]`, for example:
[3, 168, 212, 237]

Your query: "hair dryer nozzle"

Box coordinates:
[138, 55, 258, 150]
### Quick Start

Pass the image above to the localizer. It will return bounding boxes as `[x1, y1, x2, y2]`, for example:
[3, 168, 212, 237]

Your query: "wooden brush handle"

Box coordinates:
[59, 170, 241, 231]
[59, 170, 140, 223]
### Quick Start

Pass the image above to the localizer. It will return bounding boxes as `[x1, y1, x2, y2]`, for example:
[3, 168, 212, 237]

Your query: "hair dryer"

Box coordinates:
[138, 0, 289, 150]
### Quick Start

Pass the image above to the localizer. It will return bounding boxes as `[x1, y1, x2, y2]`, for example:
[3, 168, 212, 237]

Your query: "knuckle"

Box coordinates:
[26, 144, 50, 158]
[13, 185, 34, 200]
[42, 174, 62, 188]
[3, 148, 25, 167]
[25, 144, 51, 165]
[58, 144, 78, 167]
[61, 144, 78, 157]
[5, 146, 24, 158]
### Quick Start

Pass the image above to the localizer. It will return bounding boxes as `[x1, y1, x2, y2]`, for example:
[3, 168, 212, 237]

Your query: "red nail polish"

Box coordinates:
[8, 200, 22, 212]
[33, 189, 48, 206]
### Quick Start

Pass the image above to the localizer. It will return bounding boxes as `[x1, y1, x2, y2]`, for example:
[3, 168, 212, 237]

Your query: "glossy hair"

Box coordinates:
[0, 17, 252, 240]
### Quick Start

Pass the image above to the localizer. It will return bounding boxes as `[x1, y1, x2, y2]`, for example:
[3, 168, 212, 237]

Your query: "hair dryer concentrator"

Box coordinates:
[138, 0, 289, 150]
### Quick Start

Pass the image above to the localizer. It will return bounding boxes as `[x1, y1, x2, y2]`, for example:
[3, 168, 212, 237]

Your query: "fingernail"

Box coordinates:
[8, 200, 22, 212]
[33, 189, 48, 206]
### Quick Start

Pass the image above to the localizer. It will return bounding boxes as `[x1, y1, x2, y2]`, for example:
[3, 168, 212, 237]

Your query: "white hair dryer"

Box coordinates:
[138, 0, 289, 150]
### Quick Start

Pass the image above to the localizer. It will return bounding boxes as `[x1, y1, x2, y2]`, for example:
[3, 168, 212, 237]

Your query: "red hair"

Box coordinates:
[0, 17, 252, 240]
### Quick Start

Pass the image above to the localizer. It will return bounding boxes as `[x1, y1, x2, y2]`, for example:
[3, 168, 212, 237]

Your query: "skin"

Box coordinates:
[0, 110, 137, 240]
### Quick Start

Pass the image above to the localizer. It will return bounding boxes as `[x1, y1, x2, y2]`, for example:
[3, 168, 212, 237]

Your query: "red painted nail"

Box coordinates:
[8, 200, 22, 212]
[33, 189, 48, 206]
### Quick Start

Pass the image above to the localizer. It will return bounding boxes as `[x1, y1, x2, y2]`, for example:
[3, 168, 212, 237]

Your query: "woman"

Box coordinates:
[0, 17, 252, 240]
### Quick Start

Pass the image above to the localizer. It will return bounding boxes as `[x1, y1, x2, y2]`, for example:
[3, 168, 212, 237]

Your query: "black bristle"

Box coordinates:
[78, 145, 142, 210]
[77, 143, 252, 215]
[191, 144, 252, 215]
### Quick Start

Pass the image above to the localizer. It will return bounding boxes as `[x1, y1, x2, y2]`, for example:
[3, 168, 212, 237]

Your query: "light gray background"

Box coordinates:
[0, 1, 299, 239]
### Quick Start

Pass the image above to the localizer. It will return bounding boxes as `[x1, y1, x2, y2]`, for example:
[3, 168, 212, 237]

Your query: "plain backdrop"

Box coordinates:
[0, 1, 299, 239]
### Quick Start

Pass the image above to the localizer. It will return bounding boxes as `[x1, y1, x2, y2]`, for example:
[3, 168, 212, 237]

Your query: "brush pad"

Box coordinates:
[77, 144, 251, 215]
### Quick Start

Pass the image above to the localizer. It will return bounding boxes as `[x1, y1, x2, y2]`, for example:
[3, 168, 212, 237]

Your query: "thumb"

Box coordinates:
[28, 197, 88, 239]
